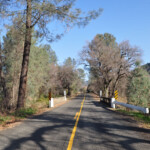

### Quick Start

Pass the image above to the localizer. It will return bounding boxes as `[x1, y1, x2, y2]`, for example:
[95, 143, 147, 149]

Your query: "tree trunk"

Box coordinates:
[111, 65, 123, 97]
[104, 86, 109, 97]
[17, 0, 32, 109]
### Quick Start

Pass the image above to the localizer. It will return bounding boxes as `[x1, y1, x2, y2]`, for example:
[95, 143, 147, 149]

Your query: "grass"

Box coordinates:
[0, 108, 37, 126]
[116, 109, 150, 123]
[12, 108, 37, 118]
[0, 95, 66, 127]
[0, 115, 12, 125]
[0, 95, 54, 127]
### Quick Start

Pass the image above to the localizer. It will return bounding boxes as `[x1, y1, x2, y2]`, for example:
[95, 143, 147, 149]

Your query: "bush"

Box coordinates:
[0, 115, 11, 124]
[13, 108, 37, 118]
[36, 95, 49, 108]
[127, 68, 150, 107]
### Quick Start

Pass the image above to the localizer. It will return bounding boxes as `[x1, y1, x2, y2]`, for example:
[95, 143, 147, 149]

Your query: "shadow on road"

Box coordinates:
[2, 94, 150, 150]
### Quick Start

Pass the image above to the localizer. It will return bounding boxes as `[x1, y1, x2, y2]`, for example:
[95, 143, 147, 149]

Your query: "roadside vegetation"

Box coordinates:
[0, 29, 85, 126]
[0, 0, 102, 110]
[0, 27, 85, 111]
[0, 108, 36, 126]
[80, 33, 150, 121]
[0, 0, 101, 127]
[0, 1, 149, 128]
[116, 109, 150, 126]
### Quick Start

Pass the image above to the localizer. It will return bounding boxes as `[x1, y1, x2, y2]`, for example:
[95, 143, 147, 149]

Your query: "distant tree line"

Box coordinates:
[80, 33, 150, 107]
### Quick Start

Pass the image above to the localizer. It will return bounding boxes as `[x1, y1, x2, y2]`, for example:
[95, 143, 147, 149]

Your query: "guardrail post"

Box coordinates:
[145, 108, 149, 114]
[49, 98, 54, 108]
[64, 90, 67, 101]
[100, 90, 102, 97]
[111, 98, 115, 109]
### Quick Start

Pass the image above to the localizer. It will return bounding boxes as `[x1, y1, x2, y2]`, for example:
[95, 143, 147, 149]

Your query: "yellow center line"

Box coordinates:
[67, 95, 85, 150]
[74, 112, 79, 120]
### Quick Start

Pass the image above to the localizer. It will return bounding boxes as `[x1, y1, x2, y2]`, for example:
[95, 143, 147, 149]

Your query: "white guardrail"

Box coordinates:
[111, 98, 149, 114]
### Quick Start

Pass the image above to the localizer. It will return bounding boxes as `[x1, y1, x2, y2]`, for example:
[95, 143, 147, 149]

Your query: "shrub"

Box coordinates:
[127, 68, 150, 107]
[13, 108, 37, 118]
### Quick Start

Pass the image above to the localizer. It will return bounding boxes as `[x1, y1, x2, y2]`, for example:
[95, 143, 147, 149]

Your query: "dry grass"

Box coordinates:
[0, 96, 70, 131]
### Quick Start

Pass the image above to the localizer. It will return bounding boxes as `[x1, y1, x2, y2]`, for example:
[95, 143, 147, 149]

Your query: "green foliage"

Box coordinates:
[1, 0, 102, 42]
[43, 44, 57, 64]
[27, 42, 51, 99]
[1, 0, 102, 110]
[36, 95, 49, 107]
[71, 68, 85, 94]
[1, 26, 85, 110]
[142, 63, 150, 74]
[13, 108, 37, 118]
[95, 33, 117, 47]
[58, 57, 84, 95]
[1, 26, 24, 109]
[0, 115, 11, 125]
[77, 68, 85, 82]
[117, 109, 150, 123]
[64, 57, 76, 67]
[0, 108, 36, 125]
[127, 68, 150, 107]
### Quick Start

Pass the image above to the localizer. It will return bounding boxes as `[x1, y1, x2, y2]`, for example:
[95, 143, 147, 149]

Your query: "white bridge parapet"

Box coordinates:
[111, 98, 149, 114]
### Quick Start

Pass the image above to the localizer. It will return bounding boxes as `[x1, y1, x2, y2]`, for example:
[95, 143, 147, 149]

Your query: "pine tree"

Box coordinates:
[2, 27, 24, 110]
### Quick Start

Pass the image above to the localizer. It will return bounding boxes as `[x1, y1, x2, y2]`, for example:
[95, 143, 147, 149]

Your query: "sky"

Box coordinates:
[0, 0, 149, 66]
[50, 0, 150, 65]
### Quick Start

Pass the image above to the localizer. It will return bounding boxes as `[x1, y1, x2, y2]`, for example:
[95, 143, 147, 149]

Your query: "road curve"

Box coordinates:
[0, 94, 150, 150]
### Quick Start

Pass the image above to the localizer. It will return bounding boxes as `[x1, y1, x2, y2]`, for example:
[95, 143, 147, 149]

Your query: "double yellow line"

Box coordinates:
[67, 95, 85, 150]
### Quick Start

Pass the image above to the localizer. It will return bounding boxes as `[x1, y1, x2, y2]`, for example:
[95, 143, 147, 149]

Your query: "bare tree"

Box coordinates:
[80, 33, 141, 97]
[111, 41, 141, 96]
[58, 66, 75, 96]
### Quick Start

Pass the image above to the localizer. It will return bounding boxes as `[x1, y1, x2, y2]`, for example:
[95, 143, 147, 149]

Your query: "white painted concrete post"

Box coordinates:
[49, 98, 54, 108]
[64, 90, 67, 101]
[111, 98, 115, 109]
[145, 108, 149, 114]
[100, 90, 102, 97]
[49, 100, 50, 108]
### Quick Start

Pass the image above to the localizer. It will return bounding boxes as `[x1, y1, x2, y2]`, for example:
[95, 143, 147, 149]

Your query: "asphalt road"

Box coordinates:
[0, 94, 150, 150]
